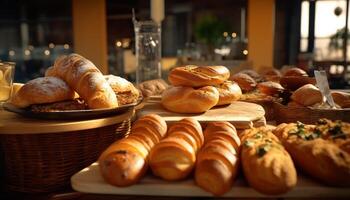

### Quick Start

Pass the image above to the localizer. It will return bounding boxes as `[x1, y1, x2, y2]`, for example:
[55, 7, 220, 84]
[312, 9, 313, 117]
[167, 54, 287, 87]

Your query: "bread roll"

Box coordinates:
[240, 127, 297, 195]
[257, 81, 284, 96]
[215, 81, 242, 106]
[283, 68, 308, 77]
[138, 79, 169, 97]
[149, 118, 203, 181]
[168, 65, 230, 87]
[230, 73, 257, 92]
[161, 86, 219, 113]
[262, 69, 282, 82]
[239, 69, 262, 82]
[99, 114, 167, 187]
[291, 84, 322, 106]
[11, 83, 24, 98]
[10, 77, 75, 108]
[104, 75, 139, 105]
[274, 120, 350, 186]
[332, 91, 350, 108]
[47, 54, 118, 109]
[195, 122, 240, 196]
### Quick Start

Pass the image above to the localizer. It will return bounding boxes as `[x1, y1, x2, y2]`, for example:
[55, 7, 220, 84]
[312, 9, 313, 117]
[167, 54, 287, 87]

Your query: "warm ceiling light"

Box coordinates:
[9, 50, 15, 56]
[223, 32, 228, 37]
[116, 41, 122, 47]
[44, 50, 50, 56]
[24, 49, 31, 56]
[63, 44, 70, 49]
[232, 32, 237, 38]
[49, 43, 55, 48]
[243, 49, 248, 55]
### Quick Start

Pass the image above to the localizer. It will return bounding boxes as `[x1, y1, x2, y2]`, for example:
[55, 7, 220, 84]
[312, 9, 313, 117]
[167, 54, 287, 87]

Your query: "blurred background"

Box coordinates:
[0, 0, 350, 88]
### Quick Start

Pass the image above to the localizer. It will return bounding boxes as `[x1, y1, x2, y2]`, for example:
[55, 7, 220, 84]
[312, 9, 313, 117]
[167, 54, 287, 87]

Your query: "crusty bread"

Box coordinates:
[240, 127, 297, 195]
[10, 77, 75, 108]
[149, 118, 203, 181]
[98, 114, 167, 187]
[46, 54, 118, 109]
[104, 75, 139, 105]
[11, 83, 24, 98]
[331, 91, 350, 108]
[161, 86, 219, 113]
[283, 68, 308, 77]
[273, 120, 350, 186]
[195, 122, 240, 196]
[291, 84, 322, 106]
[229, 73, 257, 93]
[137, 79, 169, 97]
[168, 65, 230, 87]
[257, 81, 284, 96]
[215, 81, 242, 106]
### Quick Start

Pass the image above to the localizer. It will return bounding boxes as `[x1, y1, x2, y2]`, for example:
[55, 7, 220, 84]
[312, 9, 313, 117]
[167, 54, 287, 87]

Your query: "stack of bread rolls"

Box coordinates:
[195, 122, 240, 196]
[162, 65, 242, 113]
[11, 54, 140, 111]
[240, 127, 297, 195]
[274, 119, 350, 186]
[149, 118, 203, 180]
[98, 114, 167, 186]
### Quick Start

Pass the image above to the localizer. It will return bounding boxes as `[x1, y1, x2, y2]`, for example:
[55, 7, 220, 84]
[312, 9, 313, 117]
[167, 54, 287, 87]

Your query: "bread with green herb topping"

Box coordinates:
[274, 119, 350, 186]
[240, 127, 297, 195]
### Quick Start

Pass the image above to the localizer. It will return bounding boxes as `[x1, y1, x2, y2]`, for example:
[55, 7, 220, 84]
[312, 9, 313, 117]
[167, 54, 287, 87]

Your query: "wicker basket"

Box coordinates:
[0, 111, 133, 193]
[273, 102, 350, 124]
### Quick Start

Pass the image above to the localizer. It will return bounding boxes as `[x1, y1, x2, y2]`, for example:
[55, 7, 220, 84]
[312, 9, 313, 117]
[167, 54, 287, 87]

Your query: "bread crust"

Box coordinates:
[257, 81, 284, 96]
[240, 127, 297, 195]
[230, 73, 257, 92]
[11, 77, 75, 108]
[98, 114, 167, 187]
[161, 86, 219, 113]
[274, 120, 350, 186]
[291, 84, 322, 106]
[104, 75, 139, 105]
[47, 54, 118, 109]
[168, 65, 230, 87]
[215, 81, 242, 106]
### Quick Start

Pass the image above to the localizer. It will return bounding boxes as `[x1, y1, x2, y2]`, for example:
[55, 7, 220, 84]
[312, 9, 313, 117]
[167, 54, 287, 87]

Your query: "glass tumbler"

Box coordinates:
[134, 20, 162, 84]
[0, 62, 15, 106]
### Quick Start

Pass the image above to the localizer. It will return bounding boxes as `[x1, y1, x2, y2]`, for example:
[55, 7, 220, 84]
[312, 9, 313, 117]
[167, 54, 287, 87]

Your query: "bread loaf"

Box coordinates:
[257, 81, 284, 96]
[274, 119, 350, 186]
[230, 73, 257, 92]
[104, 75, 139, 105]
[215, 81, 242, 106]
[10, 77, 75, 108]
[332, 91, 350, 108]
[137, 79, 169, 97]
[46, 54, 118, 109]
[291, 84, 322, 106]
[195, 122, 240, 196]
[149, 118, 203, 181]
[240, 127, 297, 195]
[98, 114, 167, 187]
[161, 86, 219, 113]
[168, 65, 230, 87]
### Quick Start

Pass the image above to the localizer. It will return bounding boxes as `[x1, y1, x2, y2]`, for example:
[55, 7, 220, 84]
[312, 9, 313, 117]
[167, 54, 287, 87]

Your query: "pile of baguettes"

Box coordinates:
[10, 54, 140, 111]
[98, 114, 350, 196]
[161, 65, 242, 113]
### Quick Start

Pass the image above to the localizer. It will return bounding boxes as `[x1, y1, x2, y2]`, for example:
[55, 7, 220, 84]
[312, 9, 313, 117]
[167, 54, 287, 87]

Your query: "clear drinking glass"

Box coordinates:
[134, 20, 162, 84]
[0, 62, 15, 107]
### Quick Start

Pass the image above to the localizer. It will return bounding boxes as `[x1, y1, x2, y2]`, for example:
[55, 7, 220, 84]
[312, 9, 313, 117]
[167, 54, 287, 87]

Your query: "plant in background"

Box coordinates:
[329, 27, 350, 50]
[194, 14, 229, 47]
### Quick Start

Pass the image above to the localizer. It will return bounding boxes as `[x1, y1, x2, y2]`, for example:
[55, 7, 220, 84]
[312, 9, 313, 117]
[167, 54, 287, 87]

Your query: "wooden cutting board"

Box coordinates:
[71, 163, 350, 198]
[138, 98, 265, 129]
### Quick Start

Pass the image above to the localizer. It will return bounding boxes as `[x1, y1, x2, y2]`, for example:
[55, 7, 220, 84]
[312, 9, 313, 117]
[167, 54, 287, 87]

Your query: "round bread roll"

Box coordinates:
[262, 69, 281, 82]
[257, 81, 284, 96]
[137, 79, 169, 97]
[291, 84, 322, 106]
[230, 73, 257, 92]
[239, 69, 262, 82]
[104, 75, 139, 105]
[10, 77, 75, 108]
[168, 65, 230, 87]
[161, 86, 219, 113]
[331, 91, 350, 108]
[284, 68, 308, 77]
[215, 81, 242, 106]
